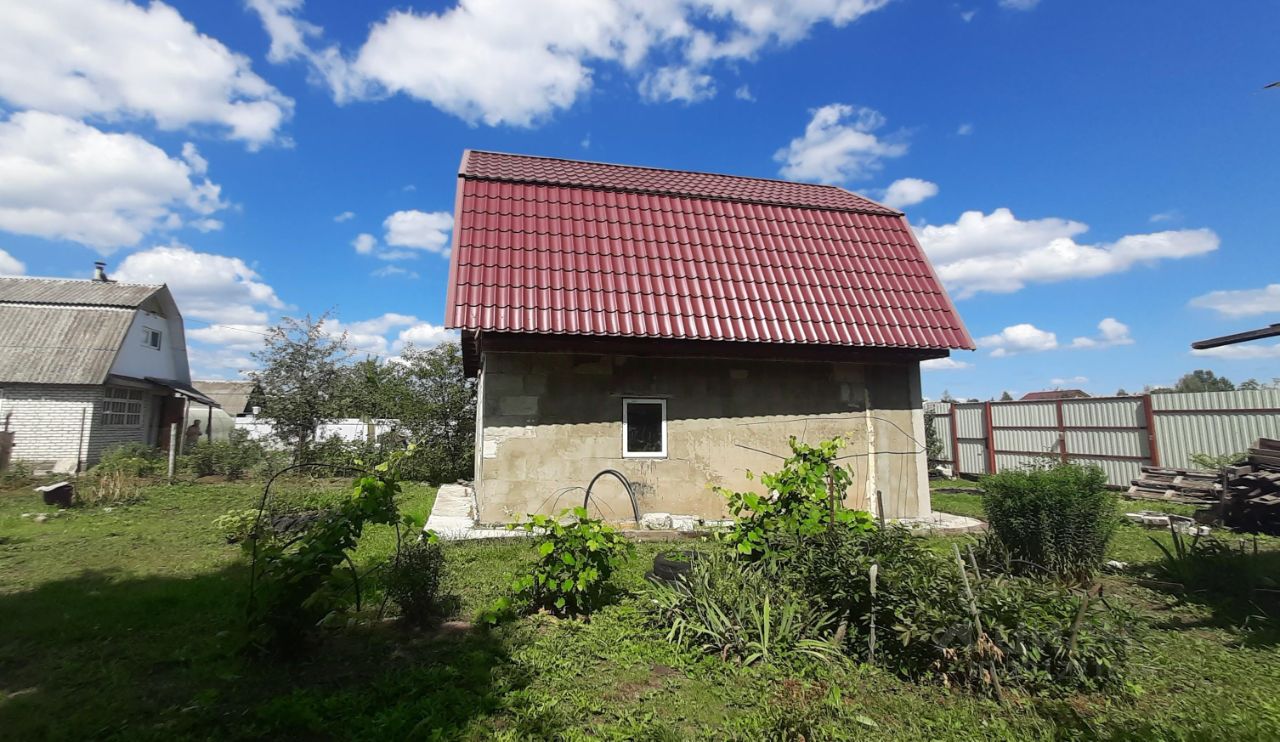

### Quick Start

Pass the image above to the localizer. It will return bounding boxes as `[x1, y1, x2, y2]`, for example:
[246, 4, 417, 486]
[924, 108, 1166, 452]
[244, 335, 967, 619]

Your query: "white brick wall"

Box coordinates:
[0, 384, 158, 473]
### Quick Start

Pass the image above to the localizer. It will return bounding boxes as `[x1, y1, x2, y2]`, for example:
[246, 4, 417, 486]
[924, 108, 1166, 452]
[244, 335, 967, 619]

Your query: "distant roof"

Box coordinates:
[1020, 389, 1091, 401]
[447, 150, 973, 356]
[0, 276, 165, 384]
[192, 380, 257, 414]
[0, 276, 161, 308]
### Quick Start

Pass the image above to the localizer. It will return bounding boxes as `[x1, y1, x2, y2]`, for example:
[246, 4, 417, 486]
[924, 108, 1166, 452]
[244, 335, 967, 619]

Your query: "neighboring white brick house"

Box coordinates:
[0, 267, 216, 473]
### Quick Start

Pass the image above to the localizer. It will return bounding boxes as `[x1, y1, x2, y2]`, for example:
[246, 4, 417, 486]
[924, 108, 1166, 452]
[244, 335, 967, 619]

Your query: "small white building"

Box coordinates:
[0, 266, 215, 473]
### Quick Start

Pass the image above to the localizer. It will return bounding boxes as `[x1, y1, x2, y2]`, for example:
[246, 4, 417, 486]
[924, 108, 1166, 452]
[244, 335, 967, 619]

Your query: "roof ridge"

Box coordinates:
[0, 274, 163, 289]
[461, 149, 901, 216]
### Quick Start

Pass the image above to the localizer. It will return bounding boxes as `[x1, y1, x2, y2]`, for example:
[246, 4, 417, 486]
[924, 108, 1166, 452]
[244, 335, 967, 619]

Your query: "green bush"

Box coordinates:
[980, 464, 1119, 579]
[94, 442, 164, 477]
[797, 524, 1130, 694]
[1150, 530, 1280, 621]
[386, 538, 447, 625]
[508, 507, 634, 617]
[717, 436, 874, 560]
[646, 550, 839, 666]
[185, 430, 265, 480]
[0, 459, 36, 488]
[213, 508, 265, 544]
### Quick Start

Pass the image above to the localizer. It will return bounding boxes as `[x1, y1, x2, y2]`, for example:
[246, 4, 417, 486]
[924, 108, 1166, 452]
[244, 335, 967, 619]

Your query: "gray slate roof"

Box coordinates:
[0, 276, 164, 385]
[0, 276, 161, 307]
[192, 380, 257, 414]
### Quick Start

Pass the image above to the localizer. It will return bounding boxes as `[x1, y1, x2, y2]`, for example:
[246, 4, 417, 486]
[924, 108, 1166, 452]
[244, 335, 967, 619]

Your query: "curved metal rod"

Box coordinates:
[583, 469, 641, 525]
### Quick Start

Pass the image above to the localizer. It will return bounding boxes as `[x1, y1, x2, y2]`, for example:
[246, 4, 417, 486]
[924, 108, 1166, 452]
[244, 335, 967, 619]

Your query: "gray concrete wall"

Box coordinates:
[475, 351, 930, 524]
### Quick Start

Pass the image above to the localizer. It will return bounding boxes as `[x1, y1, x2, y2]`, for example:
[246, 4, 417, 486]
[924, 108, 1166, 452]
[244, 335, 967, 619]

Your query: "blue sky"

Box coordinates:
[1, 0, 1277, 398]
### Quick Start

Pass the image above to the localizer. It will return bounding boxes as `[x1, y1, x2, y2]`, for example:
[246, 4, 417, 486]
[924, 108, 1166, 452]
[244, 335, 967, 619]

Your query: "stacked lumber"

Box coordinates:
[1127, 438, 1280, 533]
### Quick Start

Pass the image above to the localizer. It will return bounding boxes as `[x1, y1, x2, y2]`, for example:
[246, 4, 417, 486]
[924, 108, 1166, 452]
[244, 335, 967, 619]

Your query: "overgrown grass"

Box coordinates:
[2, 480, 1279, 739]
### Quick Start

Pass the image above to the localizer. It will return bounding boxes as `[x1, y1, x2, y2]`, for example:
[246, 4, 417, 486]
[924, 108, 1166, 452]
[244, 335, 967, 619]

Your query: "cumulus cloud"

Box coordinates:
[1192, 342, 1280, 360]
[249, 0, 890, 126]
[334, 210, 355, 222]
[1071, 318, 1133, 349]
[914, 208, 1219, 299]
[0, 112, 227, 251]
[921, 357, 973, 371]
[734, 84, 755, 101]
[774, 104, 907, 184]
[1189, 284, 1280, 318]
[331, 313, 456, 356]
[383, 210, 454, 255]
[979, 323, 1058, 357]
[0, 0, 292, 147]
[639, 66, 716, 103]
[880, 178, 939, 209]
[352, 233, 377, 255]
[0, 248, 25, 275]
[114, 244, 284, 325]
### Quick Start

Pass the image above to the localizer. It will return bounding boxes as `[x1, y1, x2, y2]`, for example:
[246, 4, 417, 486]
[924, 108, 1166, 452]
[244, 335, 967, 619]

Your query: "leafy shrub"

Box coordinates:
[94, 442, 164, 477]
[1150, 530, 1280, 622]
[185, 430, 265, 480]
[509, 507, 634, 617]
[386, 537, 447, 625]
[646, 549, 839, 665]
[214, 508, 266, 543]
[980, 464, 1119, 579]
[797, 524, 1130, 693]
[1189, 451, 1247, 470]
[717, 436, 874, 559]
[0, 459, 36, 488]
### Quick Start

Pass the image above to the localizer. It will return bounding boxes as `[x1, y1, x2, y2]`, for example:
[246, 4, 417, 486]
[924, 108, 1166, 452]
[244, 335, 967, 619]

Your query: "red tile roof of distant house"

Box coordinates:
[446, 150, 974, 352]
[1020, 389, 1092, 401]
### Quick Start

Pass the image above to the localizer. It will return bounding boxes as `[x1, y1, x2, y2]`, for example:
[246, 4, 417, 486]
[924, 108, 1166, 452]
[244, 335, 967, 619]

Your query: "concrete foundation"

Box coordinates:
[474, 351, 930, 524]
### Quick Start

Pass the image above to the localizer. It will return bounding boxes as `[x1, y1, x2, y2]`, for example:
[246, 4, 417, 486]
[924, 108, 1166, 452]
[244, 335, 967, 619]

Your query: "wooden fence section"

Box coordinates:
[926, 390, 1280, 487]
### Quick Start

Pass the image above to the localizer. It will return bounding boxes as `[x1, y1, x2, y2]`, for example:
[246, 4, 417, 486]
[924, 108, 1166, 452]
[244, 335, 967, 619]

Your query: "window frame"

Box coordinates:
[101, 387, 145, 427]
[621, 398, 667, 459]
[142, 327, 162, 350]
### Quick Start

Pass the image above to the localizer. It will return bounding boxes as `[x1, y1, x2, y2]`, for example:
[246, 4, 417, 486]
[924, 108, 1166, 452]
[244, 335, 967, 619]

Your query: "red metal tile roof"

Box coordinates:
[446, 150, 973, 352]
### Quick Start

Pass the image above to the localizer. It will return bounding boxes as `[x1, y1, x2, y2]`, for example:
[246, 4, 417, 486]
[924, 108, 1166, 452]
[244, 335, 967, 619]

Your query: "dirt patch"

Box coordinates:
[610, 664, 679, 700]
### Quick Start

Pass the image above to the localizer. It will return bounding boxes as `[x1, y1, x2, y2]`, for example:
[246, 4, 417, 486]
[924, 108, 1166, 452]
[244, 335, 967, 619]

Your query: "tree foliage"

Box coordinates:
[251, 314, 351, 455]
[1172, 369, 1235, 393]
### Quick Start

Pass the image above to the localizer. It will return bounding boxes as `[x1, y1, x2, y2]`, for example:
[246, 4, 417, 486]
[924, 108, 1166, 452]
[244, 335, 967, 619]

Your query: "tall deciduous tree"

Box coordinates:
[251, 314, 351, 456]
[1173, 369, 1235, 393]
[397, 342, 477, 484]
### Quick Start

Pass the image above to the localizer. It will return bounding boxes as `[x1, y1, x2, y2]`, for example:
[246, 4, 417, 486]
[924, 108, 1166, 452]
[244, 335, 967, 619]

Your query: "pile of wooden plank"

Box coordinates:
[1127, 438, 1280, 533]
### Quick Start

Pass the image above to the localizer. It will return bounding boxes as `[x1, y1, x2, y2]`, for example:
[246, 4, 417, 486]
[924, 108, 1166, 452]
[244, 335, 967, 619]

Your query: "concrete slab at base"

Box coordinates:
[895, 512, 987, 536]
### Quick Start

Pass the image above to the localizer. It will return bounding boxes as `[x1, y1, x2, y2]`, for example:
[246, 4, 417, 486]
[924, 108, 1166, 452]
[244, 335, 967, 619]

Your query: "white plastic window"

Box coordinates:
[622, 398, 666, 458]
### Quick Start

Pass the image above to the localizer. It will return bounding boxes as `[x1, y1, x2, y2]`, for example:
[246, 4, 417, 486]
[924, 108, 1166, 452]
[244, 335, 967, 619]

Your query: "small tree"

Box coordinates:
[251, 314, 351, 458]
[1114, 388, 1129, 397]
[999, 391, 1013, 401]
[398, 342, 476, 483]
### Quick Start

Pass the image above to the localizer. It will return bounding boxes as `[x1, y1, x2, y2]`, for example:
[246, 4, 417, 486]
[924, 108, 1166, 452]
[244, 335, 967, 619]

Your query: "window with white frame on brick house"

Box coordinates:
[622, 398, 666, 458]
[102, 388, 144, 426]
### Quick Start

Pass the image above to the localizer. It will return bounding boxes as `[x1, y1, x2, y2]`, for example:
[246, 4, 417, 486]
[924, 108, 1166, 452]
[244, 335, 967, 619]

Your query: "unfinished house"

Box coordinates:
[445, 151, 973, 524]
[0, 267, 215, 473]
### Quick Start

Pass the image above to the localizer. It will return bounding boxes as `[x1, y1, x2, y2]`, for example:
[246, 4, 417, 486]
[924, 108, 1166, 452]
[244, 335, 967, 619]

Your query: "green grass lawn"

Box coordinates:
[2, 478, 1279, 740]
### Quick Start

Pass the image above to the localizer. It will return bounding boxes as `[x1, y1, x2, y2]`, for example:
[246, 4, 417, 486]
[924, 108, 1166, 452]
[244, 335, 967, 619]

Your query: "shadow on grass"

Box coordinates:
[0, 565, 521, 739]
[1137, 545, 1280, 648]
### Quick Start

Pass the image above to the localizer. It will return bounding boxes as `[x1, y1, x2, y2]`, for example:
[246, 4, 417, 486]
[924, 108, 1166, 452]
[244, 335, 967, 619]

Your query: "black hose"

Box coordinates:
[583, 469, 642, 525]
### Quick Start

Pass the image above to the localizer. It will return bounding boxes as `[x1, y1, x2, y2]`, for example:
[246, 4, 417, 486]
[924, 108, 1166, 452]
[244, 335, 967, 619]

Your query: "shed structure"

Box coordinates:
[445, 151, 973, 523]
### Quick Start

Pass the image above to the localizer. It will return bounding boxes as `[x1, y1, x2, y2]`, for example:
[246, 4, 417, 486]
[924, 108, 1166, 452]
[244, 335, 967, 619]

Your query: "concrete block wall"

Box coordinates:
[474, 351, 930, 524]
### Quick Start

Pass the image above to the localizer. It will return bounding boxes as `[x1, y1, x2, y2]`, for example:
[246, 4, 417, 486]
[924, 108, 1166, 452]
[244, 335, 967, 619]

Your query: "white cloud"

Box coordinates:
[352, 233, 377, 255]
[114, 244, 284, 325]
[735, 84, 755, 101]
[1189, 284, 1280, 318]
[372, 265, 419, 279]
[640, 66, 716, 103]
[330, 314, 457, 356]
[187, 323, 270, 353]
[979, 323, 1058, 357]
[914, 208, 1219, 299]
[959, 10, 977, 22]
[334, 210, 355, 222]
[0, 248, 25, 276]
[250, 0, 890, 126]
[0, 112, 227, 251]
[956, 122, 974, 135]
[0, 0, 292, 147]
[397, 322, 455, 349]
[383, 210, 454, 255]
[1051, 376, 1089, 386]
[999, 0, 1040, 9]
[1192, 342, 1280, 360]
[880, 178, 939, 209]
[1071, 317, 1133, 349]
[774, 104, 907, 184]
[1149, 210, 1181, 223]
[921, 357, 972, 371]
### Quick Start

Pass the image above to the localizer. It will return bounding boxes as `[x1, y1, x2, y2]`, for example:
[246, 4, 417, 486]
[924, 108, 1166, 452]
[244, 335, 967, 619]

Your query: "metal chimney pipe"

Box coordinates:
[93, 261, 108, 281]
